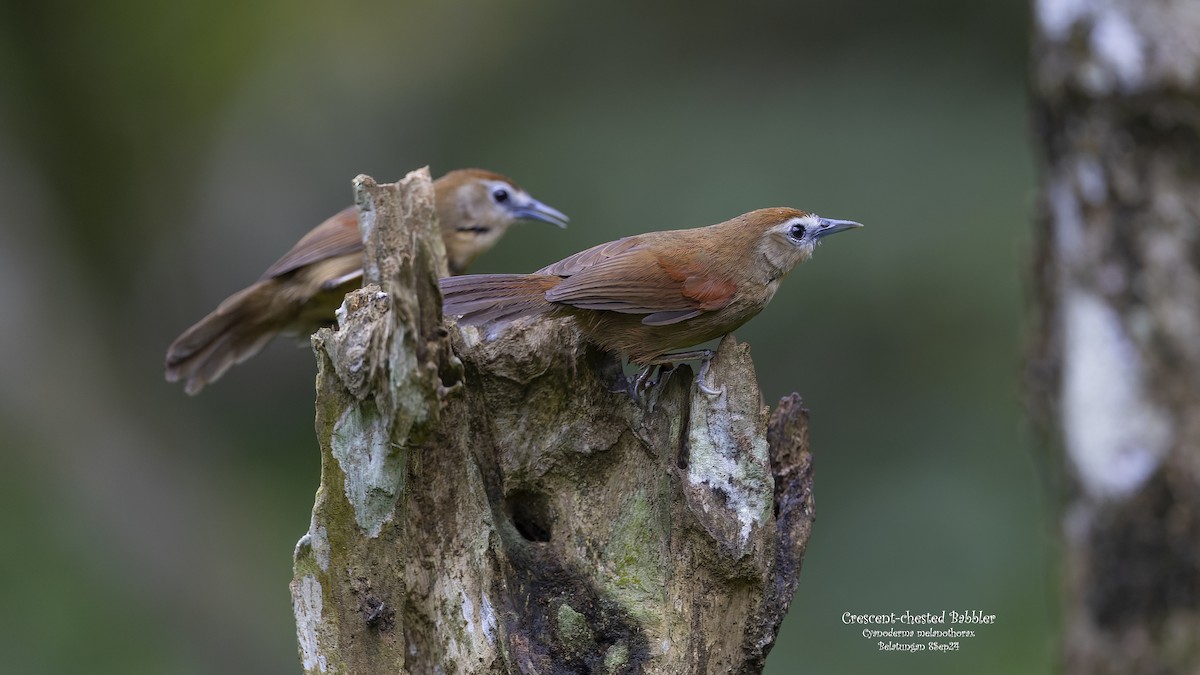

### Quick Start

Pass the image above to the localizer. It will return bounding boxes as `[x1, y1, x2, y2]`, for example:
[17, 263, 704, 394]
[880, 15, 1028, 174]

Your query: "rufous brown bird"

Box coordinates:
[166, 168, 568, 394]
[440, 207, 861, 394]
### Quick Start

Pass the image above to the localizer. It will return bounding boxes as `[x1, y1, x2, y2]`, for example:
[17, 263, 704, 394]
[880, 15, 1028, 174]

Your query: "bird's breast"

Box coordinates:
[762, 277, 783, 305]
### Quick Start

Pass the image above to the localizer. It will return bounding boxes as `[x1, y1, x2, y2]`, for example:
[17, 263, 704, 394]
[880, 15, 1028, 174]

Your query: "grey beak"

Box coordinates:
[514, 198, 569, 228]
[814, 217, 863, 239]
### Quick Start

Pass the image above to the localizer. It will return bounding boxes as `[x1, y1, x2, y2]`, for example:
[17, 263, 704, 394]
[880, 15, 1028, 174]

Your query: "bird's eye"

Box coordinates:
[492, 188, 509, 203]
[789, 224, 806, 240]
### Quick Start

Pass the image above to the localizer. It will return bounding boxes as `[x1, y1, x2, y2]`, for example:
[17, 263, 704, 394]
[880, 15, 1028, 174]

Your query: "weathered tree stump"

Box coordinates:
[290, 168, 815, 673]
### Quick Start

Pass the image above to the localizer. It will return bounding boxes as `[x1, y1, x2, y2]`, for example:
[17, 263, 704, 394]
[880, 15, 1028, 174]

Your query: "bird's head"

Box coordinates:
[746, 207, 863, 278]
[434, 169, 569, 274]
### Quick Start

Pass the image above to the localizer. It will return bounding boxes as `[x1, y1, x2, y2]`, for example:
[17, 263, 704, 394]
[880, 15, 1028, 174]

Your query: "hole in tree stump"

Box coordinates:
[507, 489, 553, 542]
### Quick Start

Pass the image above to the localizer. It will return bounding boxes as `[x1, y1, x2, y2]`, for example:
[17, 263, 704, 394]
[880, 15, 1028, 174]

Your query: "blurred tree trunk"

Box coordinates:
[1030, 1, 1200, 672]
[289, 169, 816, 674]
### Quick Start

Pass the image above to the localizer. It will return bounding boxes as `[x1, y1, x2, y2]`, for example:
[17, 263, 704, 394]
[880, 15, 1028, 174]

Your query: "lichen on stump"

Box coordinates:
[290, 168, 816, 673]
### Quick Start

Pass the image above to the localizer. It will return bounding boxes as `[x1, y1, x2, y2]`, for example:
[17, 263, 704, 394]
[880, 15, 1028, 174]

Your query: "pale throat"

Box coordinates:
[456, 222, 506, 253]
[759, 238, 810, 283]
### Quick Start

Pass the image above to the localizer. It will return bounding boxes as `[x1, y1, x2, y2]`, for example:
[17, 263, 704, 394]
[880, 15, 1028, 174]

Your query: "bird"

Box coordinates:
[439, 207, 861, 394]
[165, 168, 568, 395]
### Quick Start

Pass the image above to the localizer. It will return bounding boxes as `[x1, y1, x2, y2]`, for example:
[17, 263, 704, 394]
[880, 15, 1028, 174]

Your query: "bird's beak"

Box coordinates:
[514, 198, 570, 228]
[814, 217, 863, 239]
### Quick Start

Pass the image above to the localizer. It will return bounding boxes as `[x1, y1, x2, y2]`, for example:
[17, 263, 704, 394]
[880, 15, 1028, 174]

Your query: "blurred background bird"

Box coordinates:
[443, 208, 861, 392]
[165, 168, 567, 394]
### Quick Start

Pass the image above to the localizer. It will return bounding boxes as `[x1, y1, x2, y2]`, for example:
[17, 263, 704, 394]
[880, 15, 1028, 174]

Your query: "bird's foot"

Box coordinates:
[631, 364, 667, 403]
[635, 349, 722, 401]
[695, 356, 725, 398]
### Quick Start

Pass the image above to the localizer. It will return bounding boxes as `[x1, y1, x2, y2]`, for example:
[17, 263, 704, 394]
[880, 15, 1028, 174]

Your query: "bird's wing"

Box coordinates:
[535, 236, 643, 277]
[261, 206, 363, 279]
[544, 244, 736, 325]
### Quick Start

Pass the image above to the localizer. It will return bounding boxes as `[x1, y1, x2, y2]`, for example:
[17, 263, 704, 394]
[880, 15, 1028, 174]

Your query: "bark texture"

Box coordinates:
[1030, 1, 1200, 672]
[290, 169, 816, 673]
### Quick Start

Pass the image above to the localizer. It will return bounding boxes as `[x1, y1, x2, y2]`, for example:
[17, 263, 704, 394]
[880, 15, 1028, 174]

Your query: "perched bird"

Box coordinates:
[440, 207, 861, 393]
[166, 168, 568, 394]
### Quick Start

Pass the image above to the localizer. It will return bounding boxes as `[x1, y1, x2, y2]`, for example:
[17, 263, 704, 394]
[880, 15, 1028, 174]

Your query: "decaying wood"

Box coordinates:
[1030, 1, 1200, 672]
[290, 168, 815, 673]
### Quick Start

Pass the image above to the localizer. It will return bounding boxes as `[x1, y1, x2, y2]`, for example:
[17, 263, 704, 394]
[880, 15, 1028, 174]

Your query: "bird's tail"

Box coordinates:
[439, 274, 561, 327]
[164, 280, 283, 395]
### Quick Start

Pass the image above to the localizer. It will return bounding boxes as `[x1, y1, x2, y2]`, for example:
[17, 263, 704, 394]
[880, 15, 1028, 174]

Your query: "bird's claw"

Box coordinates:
[695, 355, 724, 397]
[631, 364, 660, 402]
[629, 349, 725, 402]
[697, 378, 725, 397]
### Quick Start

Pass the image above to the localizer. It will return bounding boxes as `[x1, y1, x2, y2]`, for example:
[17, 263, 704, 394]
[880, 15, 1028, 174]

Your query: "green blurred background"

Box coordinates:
[0, 0, 1051, 672]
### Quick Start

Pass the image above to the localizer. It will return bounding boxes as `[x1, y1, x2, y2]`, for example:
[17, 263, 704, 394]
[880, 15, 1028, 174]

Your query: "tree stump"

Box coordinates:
[290, 169, 815, 673]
